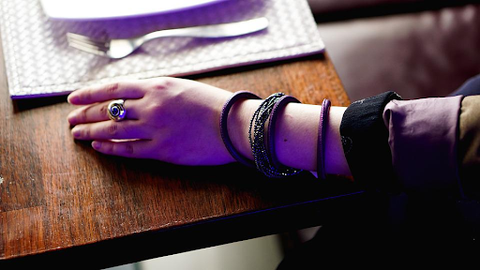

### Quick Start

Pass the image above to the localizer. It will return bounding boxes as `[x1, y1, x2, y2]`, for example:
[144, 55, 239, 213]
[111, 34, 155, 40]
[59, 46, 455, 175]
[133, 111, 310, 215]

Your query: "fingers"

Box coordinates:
[68, 81, 146, 105]
[72, 120, 150, 141]
[92, 140, 154, 159]
[68, 99, 140, 126]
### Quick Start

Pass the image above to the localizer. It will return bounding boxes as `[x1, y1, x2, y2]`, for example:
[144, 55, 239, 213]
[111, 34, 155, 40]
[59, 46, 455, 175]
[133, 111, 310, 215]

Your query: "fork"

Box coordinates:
[67, 17, 269, 59]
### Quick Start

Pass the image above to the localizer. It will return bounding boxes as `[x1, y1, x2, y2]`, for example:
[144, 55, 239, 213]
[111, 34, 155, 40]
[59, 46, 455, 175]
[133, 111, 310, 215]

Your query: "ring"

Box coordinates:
[107, 99, 126, 121]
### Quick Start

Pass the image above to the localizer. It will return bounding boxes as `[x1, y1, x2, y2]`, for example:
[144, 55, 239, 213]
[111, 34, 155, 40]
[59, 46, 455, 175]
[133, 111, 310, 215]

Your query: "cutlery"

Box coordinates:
[67, 17, 269, 59]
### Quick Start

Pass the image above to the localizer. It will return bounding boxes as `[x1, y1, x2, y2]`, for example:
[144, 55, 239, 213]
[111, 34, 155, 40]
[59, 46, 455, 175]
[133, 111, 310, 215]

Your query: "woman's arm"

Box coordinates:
[67, 77, 351, 176]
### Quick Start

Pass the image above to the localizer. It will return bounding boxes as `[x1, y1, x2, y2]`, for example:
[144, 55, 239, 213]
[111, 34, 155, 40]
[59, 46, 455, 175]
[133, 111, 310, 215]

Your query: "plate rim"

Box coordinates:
[39, 0, 228, 20]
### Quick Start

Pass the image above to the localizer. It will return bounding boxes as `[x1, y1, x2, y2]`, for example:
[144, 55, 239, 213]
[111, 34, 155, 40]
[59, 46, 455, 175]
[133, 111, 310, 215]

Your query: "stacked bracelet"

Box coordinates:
[317, 99, 331, 180]
[249, 93, 303, 178]
[220, 91, 260, 167]
[267, 95, 301, 170]
[221, 91, 323, 179]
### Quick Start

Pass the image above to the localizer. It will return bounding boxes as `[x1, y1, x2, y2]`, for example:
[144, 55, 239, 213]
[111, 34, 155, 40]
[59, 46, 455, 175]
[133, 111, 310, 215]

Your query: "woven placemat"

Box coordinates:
[0, 0, 324, 99]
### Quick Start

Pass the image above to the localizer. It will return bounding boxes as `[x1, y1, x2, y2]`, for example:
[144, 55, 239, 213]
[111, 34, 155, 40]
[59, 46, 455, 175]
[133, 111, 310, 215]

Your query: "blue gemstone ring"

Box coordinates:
[107, 99, 126, 121]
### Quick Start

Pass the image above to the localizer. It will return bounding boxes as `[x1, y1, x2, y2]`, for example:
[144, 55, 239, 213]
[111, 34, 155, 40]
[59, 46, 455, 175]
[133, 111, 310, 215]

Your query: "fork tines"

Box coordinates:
[66, 33, 108, 56]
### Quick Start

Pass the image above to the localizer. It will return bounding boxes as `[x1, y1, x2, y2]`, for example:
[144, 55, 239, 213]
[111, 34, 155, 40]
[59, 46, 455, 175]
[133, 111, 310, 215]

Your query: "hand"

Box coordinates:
[67, 77, 236, 166]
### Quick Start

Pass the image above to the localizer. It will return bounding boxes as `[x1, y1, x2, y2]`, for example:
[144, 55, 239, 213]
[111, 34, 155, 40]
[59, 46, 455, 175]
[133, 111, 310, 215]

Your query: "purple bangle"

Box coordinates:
[220, 91, 260, 167]
[317, 99, 331, 180]
[267, 95, 301, 170]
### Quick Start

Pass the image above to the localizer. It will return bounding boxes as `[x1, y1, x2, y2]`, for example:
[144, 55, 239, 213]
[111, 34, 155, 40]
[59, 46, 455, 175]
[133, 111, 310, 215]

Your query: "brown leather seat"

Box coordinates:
[308, 0, 480, 100]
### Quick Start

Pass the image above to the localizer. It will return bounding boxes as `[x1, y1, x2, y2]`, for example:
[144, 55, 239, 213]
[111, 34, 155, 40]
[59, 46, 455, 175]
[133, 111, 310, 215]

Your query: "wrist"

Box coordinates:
[227, 99, 262, 162]
[273, 103, 319, 171]
[274, 103, 350, 175]
[225, 96, 350, 176]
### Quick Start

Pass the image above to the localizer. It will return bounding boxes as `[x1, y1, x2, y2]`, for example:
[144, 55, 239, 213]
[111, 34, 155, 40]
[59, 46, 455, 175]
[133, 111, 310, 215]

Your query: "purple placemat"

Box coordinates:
[0, 0, 324, 99]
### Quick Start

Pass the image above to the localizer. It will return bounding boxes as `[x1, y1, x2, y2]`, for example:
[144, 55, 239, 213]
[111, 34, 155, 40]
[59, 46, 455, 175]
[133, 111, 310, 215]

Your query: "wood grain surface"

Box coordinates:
[0, 41, 359, 268]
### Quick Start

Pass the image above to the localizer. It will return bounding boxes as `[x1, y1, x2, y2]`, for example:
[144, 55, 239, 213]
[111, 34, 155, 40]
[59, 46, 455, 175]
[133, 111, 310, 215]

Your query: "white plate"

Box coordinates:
[40, 0, 228, 20]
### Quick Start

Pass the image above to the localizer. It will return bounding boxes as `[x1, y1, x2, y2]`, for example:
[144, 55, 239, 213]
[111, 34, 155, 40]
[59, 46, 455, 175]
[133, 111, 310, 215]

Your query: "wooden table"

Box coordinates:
[0, 39, 361, 268]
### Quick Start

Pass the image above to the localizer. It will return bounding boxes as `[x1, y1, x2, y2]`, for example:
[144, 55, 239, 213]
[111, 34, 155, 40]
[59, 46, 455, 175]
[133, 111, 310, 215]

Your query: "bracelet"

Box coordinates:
[220, 91, 260, 167]
[267, 95, 301, 170]
[317, 99, 331, 180]
[249, 92, 303, 178]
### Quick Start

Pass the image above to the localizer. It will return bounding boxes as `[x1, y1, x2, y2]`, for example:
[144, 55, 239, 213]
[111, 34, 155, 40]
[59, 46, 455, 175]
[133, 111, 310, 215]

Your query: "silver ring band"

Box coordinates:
[107, 99, 126, 121]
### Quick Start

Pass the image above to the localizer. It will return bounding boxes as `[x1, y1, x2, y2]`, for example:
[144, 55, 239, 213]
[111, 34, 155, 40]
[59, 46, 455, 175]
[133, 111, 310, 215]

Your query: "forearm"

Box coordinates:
[227, 99, 351, 176]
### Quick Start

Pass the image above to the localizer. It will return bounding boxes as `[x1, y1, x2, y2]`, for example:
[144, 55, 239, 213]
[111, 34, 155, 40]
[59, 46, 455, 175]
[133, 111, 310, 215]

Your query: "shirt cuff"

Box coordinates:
[340, 92, 402, 193]
[383, 96, 463, 197]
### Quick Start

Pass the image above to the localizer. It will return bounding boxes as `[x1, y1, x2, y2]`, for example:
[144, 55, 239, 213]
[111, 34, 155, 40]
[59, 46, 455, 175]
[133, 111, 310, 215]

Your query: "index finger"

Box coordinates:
[68, 81, 146, 105]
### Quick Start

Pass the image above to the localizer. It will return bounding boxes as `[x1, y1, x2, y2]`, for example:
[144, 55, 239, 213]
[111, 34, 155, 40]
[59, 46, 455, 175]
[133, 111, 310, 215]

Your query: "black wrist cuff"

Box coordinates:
[340, 92, 402, 193]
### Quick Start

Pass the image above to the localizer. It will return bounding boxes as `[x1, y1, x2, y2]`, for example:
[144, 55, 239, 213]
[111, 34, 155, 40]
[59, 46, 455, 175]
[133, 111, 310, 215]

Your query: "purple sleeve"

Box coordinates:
[383, 96, 464, 196]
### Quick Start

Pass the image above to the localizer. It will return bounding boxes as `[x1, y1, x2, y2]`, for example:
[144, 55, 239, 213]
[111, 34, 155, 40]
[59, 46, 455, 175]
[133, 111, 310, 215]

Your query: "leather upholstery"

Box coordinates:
[308, 0, 480, 100]
[309, 0, 420, 14]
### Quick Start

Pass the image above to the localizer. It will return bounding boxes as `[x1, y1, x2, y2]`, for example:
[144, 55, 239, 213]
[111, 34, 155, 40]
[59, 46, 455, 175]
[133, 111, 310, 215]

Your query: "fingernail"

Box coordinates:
[68, 94, 79, 104]
[67, 113, 76, 125]
[71, 127, 81, 138]
[92, 141, 101, 150]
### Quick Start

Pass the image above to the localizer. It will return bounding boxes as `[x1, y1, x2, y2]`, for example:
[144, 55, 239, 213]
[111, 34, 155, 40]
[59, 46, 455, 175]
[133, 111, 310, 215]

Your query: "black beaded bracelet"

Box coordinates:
[267, 95, 301, 170]
[317, 99, 331, 180]
[220, 91, 260, 167]
[249, 92, 303, 178]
